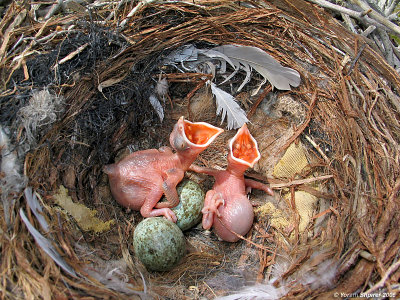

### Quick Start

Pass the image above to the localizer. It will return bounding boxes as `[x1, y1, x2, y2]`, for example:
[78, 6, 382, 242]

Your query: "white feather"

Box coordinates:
[24, 187, 50, 233]
[165, 44, 198, 63]
[83, 259, 146, 296]
[0, 127, 20, 178]
[237, 61, 251, 92]
[20, 208, 77, 277]
[149, 94, 164, 122]
[300, 259, 337, 289]
[163, 44, 300, 91]
[213, 44, 301, 90]
[198, 48, 236, 69]
[216, 253, 336, 300]
[209, 81, 248, 130]
[219, 59, 241, 86]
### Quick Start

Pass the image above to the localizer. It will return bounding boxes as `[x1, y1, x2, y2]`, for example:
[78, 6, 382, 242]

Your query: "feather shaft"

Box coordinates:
[213, 44, 301, 90]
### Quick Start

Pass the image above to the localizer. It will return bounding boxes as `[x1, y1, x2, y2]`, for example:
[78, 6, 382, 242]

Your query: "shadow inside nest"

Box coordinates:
[0, 23, 285, 297]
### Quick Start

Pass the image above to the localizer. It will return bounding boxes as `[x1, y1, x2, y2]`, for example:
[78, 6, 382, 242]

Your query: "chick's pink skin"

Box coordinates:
[104, 117, 223, 222]
[190, 124, 273, 242]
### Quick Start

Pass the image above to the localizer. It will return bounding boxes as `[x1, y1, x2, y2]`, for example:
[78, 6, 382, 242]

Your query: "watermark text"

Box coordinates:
[333, 292, 396, 298]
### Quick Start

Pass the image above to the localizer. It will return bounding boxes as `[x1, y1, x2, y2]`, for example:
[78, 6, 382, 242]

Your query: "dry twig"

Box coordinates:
[269, 175, 333, 189]
[365, 259, 400, 294]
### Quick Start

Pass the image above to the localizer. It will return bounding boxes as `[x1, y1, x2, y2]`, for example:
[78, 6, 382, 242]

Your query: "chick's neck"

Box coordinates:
[175, 148, 203, 170]
[226, 159, 248, 178]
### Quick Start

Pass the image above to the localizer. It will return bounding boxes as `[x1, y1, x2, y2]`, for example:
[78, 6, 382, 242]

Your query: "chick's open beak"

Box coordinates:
[176, 116, 224, 149]
[229, 123, 261, 168]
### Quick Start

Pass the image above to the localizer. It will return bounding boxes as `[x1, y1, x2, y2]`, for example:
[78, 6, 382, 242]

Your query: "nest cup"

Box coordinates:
[1, 1, 400, 299]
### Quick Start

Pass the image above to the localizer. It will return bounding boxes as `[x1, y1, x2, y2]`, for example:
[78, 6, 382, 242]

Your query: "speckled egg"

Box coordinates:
[133, 217, 186, 271]
[172, 179, 205, 231]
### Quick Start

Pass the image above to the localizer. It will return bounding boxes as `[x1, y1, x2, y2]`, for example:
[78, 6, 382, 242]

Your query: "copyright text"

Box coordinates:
[333, 292, 396, 298]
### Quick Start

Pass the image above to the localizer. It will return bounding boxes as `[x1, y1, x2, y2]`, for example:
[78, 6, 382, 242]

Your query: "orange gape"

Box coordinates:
[189, 123, 273, 242]
[231, 129, 259, 164]
[184, 122, 221, 145]
[104, 117, 223, 223]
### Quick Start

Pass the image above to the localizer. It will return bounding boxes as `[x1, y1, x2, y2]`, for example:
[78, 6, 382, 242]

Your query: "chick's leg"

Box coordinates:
[202, 190, 224, 230]
[244, 178, 274, 196]
[189, 164, 221, 177]
[155, 168, 184, 209]
[141, 187, 177, 222]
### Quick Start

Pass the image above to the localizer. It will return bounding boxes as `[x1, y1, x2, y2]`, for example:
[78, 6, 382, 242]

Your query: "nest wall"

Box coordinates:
[1, 0, 400, 299]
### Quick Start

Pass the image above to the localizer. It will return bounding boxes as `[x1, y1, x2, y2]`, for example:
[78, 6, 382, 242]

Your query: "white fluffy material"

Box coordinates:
[83, 258, 148, 297]
[156, 77, 169, 97]
[75, 243, 148, 297]
[0, 127, 21, 178]
[216, 282, 286, 300]
[300, 259, 337, 289]
[217, 255, 337, 300]
[18, 89, 64, 144]
[0, 126, 26, 226]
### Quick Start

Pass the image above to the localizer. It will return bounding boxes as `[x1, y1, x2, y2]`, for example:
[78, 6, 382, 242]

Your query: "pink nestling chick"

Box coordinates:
[104, 117, 223, 222]
[190, 123, 273, 242]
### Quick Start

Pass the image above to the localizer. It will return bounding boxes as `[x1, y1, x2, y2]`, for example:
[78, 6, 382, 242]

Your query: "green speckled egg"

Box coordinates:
[172, 179, 205, 231]
[133, 217, 185, 271]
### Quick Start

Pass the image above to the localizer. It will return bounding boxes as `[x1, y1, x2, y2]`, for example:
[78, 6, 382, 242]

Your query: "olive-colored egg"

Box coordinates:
[172, 179, 205, 231]
[133, 217, 185, 271]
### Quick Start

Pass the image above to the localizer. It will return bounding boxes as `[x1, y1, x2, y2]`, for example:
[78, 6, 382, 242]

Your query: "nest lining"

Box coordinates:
[1, 0, 400, 299]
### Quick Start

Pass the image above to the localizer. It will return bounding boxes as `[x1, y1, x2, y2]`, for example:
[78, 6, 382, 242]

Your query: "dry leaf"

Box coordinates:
[98, 74, 127, 92]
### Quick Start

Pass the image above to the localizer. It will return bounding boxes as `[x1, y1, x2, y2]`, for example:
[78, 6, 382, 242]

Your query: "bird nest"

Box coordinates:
[1, 0, 400, 299]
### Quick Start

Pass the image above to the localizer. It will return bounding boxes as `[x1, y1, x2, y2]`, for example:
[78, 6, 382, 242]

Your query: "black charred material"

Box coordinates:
[1, 24, 126, 127]
[0, 23, 166, 194]
[68, 57, 163, 167]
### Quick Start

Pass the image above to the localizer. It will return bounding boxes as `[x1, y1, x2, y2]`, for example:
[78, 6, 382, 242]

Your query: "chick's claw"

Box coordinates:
[144, 207, 177, 222]
[246, 186, 252, 194]
[209, 193, 225, 217]
[141, 204, 177, 222]
[162, 208, 177, 223]
[201, 199, 223, 218]
[202, 191, 225, 229]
